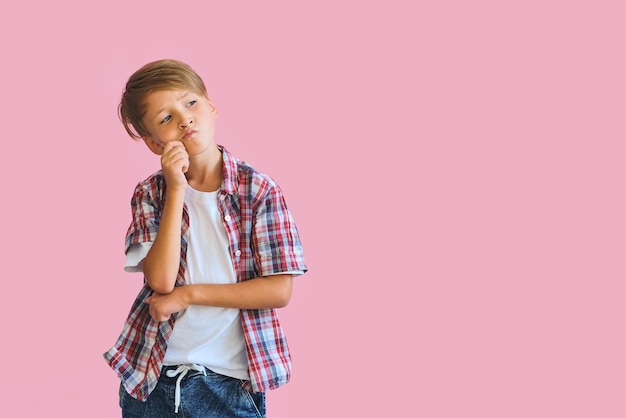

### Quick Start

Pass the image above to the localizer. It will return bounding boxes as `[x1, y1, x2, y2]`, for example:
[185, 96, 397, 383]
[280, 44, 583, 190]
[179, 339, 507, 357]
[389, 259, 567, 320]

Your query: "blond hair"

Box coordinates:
[119, 59, 209, 139]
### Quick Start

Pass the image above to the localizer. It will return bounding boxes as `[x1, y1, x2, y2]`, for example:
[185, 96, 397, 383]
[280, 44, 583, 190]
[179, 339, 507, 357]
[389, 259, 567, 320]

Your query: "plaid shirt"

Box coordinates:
[103, 146, 307, 401]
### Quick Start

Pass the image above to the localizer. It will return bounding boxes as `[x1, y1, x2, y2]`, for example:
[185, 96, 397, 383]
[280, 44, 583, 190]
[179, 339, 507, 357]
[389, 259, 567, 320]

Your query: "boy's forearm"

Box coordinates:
[142, 188, 186, 294]
[179, 274, 293, 309]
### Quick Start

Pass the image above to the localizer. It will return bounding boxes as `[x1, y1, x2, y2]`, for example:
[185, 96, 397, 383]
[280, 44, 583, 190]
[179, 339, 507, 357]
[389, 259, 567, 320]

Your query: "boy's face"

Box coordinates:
[140, 89, 217, 156]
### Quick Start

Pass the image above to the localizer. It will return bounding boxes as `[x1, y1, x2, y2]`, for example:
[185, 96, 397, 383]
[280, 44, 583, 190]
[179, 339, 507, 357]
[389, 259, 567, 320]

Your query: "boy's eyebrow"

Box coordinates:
[152, 91, 190, 118]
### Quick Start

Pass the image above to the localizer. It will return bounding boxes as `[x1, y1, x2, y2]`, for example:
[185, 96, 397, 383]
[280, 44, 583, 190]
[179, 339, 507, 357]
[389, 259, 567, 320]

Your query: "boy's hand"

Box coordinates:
[161, 141, 189, 189]
[145, 288, 189, 322]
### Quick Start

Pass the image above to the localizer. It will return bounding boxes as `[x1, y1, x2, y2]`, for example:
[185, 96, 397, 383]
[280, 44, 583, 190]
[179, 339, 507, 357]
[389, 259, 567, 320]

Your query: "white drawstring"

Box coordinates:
[166, 364, 207, 413]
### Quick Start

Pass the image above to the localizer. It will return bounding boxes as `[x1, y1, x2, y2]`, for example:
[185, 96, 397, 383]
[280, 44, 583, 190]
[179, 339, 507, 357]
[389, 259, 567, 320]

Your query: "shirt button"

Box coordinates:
[235, 250, 242, 257]
[224, 215, 231, 222]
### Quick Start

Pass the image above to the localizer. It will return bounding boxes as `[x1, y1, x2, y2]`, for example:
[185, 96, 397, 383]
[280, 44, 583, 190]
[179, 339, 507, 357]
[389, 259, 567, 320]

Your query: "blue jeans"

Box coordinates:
[119, 365, 266, 418]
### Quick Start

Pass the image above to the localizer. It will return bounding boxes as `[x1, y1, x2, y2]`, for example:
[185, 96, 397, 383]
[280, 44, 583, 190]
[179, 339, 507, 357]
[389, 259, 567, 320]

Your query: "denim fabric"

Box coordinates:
[120, 366, 266, 418]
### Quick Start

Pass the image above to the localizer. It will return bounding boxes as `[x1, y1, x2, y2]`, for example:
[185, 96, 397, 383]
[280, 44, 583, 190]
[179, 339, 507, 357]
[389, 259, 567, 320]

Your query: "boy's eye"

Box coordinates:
[188, 100, 197, 107]
[160, 115, 172, 124]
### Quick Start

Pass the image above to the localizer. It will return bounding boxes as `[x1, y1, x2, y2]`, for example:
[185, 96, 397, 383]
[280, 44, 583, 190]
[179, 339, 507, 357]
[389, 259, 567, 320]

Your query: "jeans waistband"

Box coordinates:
[161, 364, 207, 378]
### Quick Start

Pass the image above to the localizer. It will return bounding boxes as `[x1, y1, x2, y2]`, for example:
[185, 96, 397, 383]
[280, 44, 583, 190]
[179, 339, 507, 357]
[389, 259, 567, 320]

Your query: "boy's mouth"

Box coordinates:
[183, 129, 196, 139]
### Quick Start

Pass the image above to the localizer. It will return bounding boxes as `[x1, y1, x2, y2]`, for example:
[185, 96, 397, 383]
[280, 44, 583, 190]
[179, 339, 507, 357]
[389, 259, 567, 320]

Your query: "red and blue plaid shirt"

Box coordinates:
[103, 146, 307, 401]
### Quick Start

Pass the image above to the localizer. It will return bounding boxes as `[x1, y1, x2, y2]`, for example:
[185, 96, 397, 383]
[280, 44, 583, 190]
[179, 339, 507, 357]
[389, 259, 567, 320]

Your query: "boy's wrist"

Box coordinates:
[166, 185, 187, 196]
[178, 285, 193, 307]
[164, 187, 187, 205]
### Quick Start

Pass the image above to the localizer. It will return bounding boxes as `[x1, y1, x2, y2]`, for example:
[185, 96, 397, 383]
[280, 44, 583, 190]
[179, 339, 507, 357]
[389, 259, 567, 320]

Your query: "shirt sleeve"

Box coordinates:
[265, 270, 305, 277]
[124, 242, 154, 273]
[252, 185, 308, 277]
[125, 179, 162, 253]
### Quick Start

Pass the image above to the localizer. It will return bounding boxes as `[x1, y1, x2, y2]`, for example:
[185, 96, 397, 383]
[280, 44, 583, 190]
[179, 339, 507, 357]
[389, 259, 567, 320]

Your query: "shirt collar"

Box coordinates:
[219, 145, 239, 195]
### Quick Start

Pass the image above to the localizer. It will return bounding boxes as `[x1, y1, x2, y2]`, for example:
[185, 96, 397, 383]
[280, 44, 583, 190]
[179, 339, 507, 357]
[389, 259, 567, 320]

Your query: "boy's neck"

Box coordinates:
[186, 146, 223, 192]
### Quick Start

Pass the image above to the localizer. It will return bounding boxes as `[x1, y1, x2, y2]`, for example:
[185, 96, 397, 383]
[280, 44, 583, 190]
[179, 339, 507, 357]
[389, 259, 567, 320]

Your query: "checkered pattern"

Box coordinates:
[104, 146, 307, 401]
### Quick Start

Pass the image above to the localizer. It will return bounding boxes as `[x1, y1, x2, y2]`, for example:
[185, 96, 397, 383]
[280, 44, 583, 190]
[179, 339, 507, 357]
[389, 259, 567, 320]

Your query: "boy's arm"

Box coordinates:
[183, 274, 293, 309]
[141, 142, 189, 294]
[140, 187, 185, 294]
[145, 275, 293, 322]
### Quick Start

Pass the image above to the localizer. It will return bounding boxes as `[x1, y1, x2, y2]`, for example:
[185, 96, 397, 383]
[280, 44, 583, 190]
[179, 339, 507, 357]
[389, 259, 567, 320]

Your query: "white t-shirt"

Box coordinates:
[126, 186, 249, 380]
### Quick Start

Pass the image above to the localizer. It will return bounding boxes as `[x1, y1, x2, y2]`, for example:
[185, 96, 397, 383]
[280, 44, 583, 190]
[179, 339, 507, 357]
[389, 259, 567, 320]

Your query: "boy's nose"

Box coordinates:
[180, 117, 193, 129]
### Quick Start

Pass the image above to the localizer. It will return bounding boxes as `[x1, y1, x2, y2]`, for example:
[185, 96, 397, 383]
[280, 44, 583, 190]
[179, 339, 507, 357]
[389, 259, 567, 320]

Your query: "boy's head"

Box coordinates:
[119, 59, 209, 140]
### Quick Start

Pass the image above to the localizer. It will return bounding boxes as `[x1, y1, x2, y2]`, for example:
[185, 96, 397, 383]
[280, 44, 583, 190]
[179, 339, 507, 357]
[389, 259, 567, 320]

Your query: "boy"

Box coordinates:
[103, 59, 307, 418]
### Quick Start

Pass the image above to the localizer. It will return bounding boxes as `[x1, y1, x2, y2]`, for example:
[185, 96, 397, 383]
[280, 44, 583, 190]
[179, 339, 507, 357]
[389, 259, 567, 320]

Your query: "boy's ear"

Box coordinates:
[208, 99, 218, 116]
[142, 136, 164, 155]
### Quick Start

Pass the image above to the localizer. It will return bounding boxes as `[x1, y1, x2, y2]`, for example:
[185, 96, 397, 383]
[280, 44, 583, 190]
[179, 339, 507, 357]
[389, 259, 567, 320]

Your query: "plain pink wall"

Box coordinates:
[1, 1, 625, 416]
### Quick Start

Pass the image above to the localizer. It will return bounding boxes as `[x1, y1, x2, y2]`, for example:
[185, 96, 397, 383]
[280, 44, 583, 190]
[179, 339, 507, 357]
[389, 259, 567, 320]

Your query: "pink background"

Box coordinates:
[1, 1, 624, 416]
